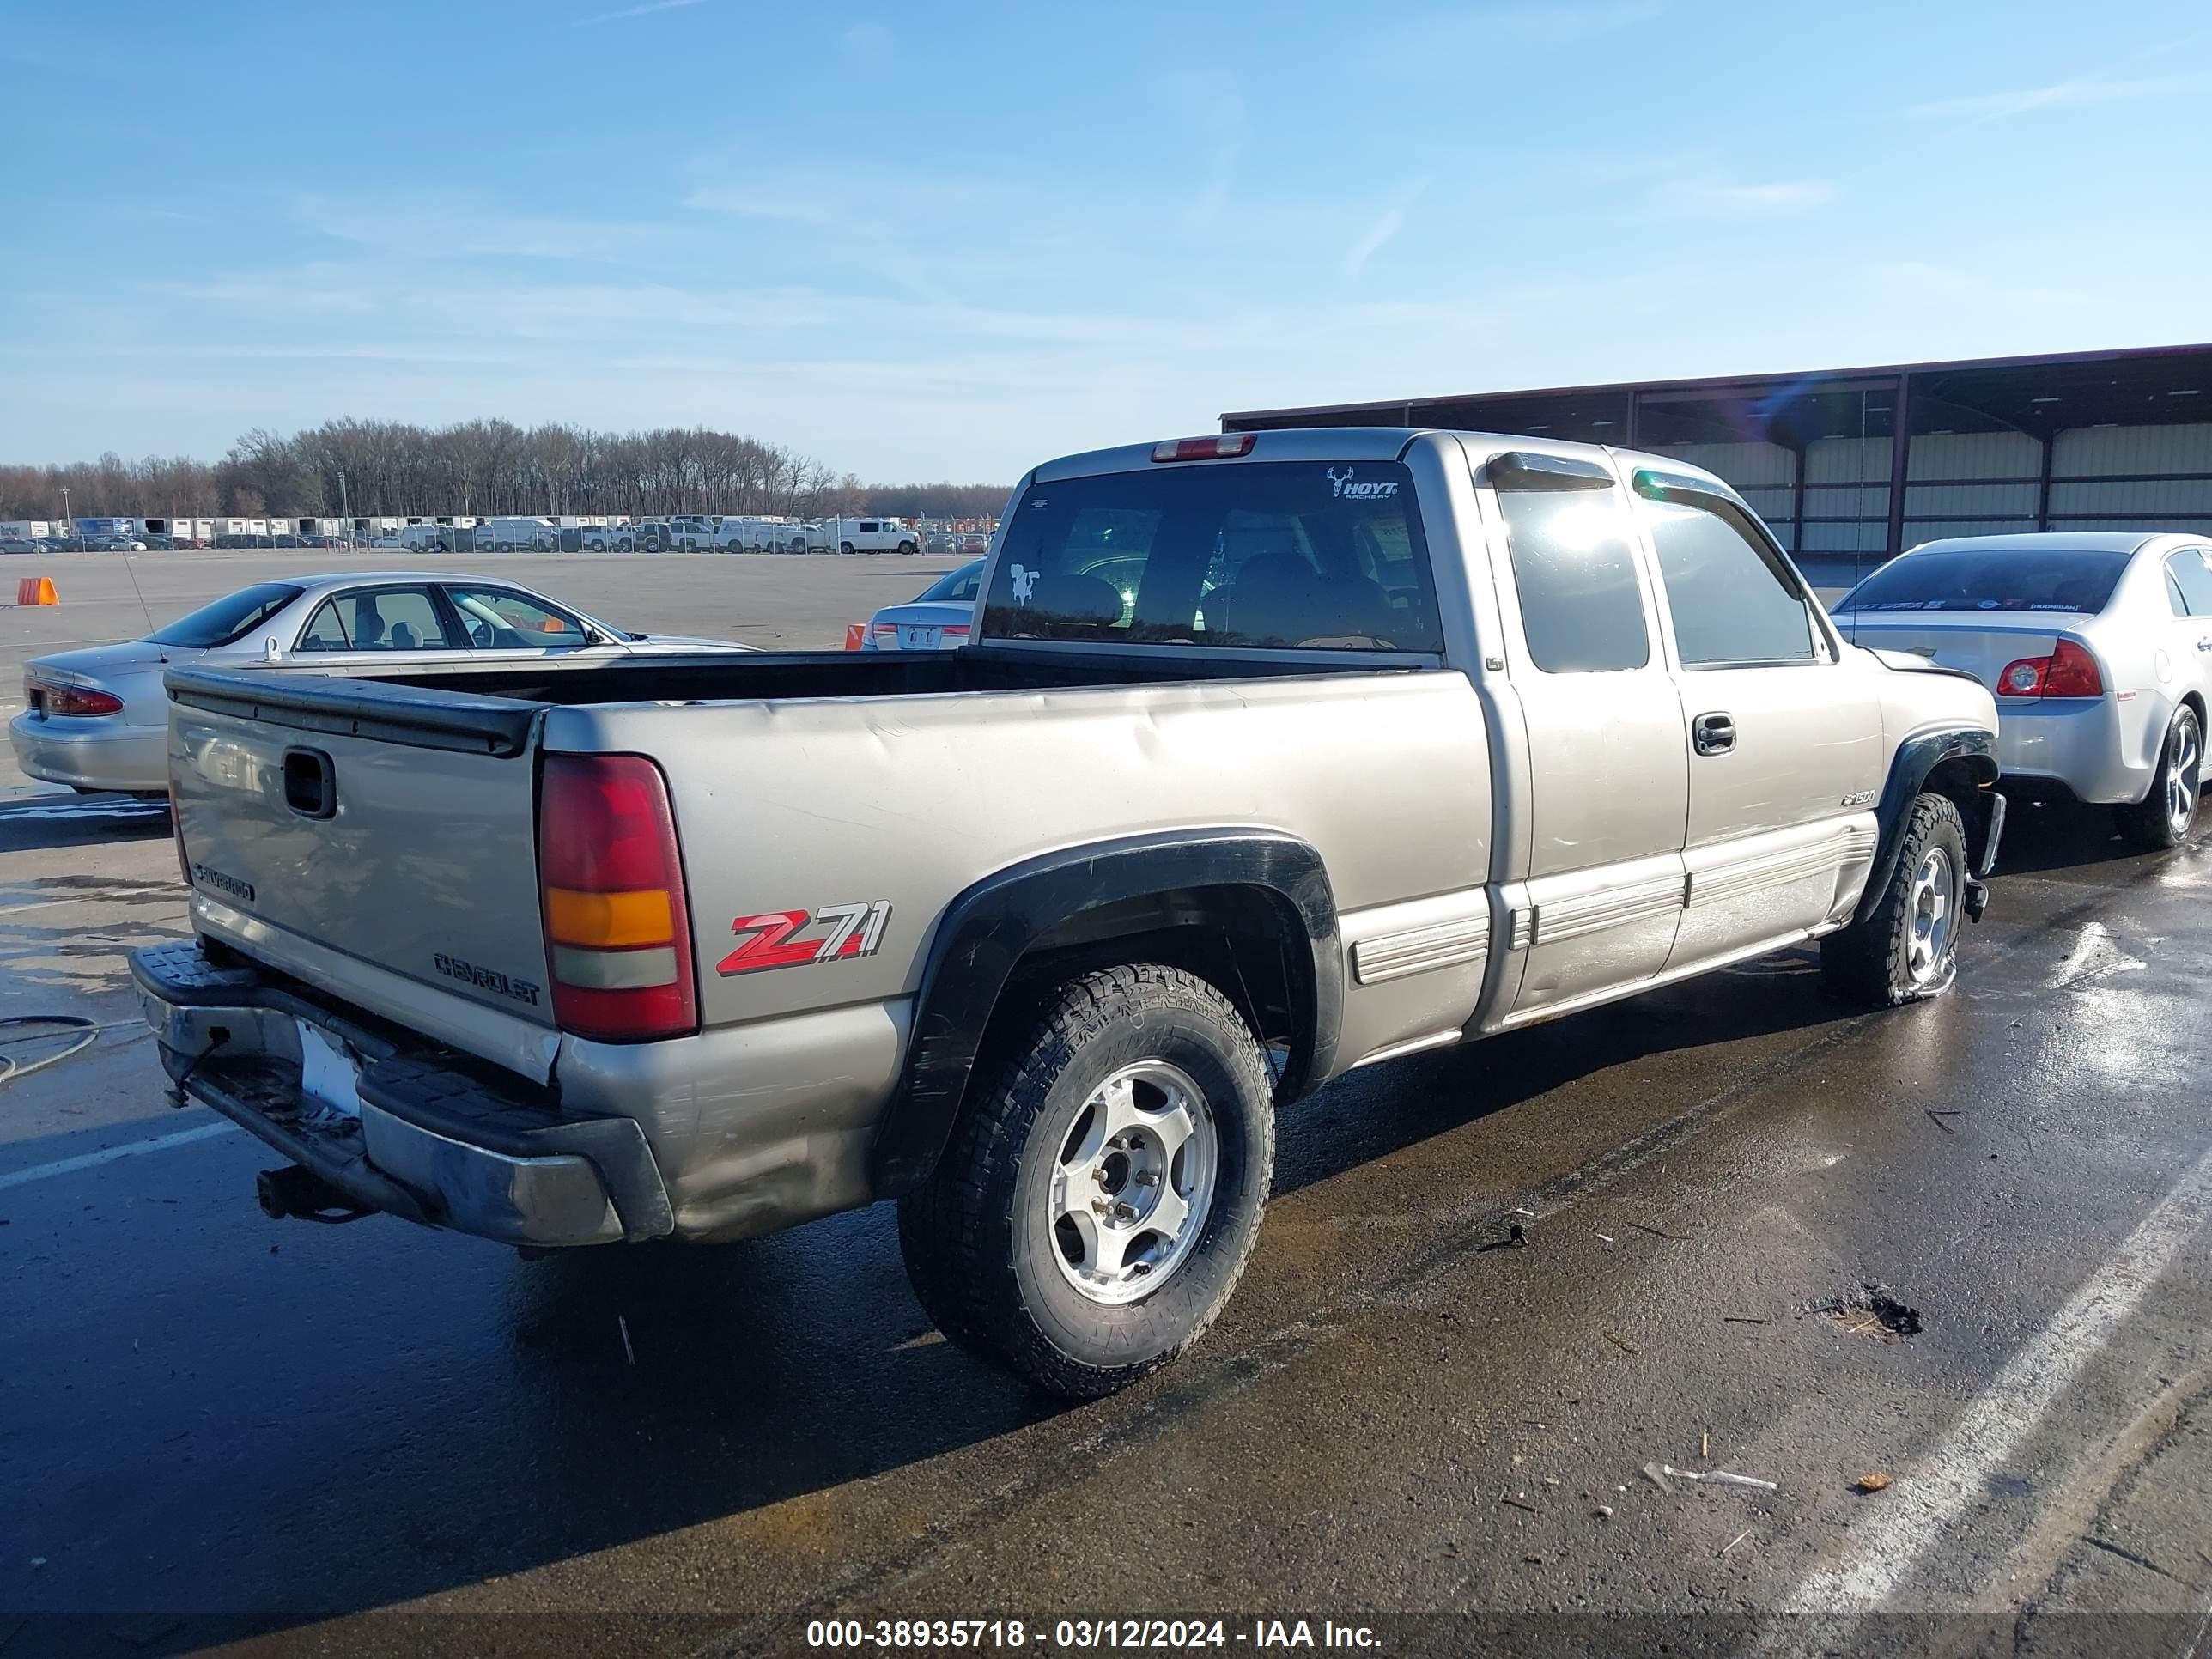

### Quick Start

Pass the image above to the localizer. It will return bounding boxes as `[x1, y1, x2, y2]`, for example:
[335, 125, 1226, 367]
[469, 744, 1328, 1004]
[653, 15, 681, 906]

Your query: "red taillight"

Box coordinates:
[942, 623, 971, 641]
[537, 753, 697, 1042]
[1152, 433, 1256, 463]
[1996, 638, 2104, 700]
[36, 682, 124, 717]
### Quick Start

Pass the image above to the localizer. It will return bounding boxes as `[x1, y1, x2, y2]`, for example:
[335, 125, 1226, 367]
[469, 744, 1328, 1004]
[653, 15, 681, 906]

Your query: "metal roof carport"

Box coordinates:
[1221, 343, 2212, 588]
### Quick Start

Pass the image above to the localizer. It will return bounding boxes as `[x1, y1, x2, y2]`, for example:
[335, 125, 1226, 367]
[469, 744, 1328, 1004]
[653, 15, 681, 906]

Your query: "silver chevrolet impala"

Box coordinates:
[11, 570, 747, 794]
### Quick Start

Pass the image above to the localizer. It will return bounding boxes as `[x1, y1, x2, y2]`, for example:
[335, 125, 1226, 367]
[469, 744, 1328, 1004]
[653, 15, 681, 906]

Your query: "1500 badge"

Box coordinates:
[717, 902, 891, 976]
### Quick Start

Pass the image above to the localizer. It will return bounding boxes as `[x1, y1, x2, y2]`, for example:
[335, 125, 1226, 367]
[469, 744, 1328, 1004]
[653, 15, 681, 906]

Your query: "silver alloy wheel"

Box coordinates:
[1906, 845, 1958, 988]
[1048, 1060, 1218, 1306]
[2166, 715, 2201, 836]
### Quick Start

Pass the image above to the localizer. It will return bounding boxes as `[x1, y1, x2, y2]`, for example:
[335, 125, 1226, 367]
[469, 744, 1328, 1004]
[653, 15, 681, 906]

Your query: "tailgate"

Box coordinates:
[165, 666, 558, 1071]
[1842, 613, 2070, 691]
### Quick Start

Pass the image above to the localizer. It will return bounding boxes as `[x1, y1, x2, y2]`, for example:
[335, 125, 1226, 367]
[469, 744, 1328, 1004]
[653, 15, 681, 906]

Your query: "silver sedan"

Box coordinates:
[12, 570, 748, 795]
[1833, 532, 2212, 848]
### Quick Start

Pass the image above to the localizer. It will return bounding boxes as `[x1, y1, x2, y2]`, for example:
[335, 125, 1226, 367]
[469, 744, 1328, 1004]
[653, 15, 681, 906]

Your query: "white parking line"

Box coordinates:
[0, 799, 168, 823]
[1784, 1141, 2212, 1614]
[0, 1120, 241, 1191]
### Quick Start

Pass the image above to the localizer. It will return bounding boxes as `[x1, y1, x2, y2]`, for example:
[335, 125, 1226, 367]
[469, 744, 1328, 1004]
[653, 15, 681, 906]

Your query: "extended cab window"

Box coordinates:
[981, 461, 1443, 652]
[1492, 462, 1647, 673]
[1638, 488, 1817, 667]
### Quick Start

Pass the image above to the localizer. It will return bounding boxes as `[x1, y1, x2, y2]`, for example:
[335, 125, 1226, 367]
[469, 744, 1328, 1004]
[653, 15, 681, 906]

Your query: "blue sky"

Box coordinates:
[3, 0, 2209, 480]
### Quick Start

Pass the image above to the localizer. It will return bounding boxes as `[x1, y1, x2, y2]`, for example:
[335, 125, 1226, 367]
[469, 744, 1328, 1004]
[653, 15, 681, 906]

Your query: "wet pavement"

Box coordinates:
[3, 787, 2211, 1658]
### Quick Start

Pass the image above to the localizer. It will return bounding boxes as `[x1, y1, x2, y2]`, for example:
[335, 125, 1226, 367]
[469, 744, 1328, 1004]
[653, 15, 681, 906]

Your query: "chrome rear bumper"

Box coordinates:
[131, 939, 672, 1248]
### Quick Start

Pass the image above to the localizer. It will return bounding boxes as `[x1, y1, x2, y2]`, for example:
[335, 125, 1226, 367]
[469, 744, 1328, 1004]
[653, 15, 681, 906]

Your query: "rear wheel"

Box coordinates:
[897, 963, 1273, 1399]
[840, 541, 854, 556]
[2122, 704, 2202, 851]
[1820, 793, 1968, 1006]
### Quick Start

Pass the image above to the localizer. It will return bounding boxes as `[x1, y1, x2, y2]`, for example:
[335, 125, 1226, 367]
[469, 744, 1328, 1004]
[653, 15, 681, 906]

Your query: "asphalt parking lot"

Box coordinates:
[3, 552, 2211, 1657]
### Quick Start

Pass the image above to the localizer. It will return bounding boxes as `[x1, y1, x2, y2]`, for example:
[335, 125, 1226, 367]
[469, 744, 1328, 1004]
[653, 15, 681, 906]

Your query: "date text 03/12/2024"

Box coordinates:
[803, 1619, 1382, 1650]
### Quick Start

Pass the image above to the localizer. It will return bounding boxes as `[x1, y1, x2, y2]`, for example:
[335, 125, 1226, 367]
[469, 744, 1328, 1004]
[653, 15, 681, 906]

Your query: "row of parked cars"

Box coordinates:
[1, 532, 358, 554]
[368, 516, 963, 556]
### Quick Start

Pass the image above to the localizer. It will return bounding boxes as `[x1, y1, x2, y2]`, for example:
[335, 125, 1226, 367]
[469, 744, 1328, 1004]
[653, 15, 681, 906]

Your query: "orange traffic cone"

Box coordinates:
[843, 623, 866, 651]
[15, 577, 58, 606]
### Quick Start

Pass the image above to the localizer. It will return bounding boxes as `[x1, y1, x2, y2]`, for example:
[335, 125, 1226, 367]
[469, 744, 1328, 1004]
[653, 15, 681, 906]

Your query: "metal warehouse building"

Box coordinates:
[1221, 342, 2212, 588]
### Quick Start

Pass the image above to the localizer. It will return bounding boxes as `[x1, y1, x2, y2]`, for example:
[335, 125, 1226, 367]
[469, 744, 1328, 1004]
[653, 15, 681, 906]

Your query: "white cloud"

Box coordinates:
[569, 0, 702, 27]
[840, 21, 891, 58]
[684, 167, 1028, 231]
[1647, 175, 1835, 218]
[291, 192, 670, 260]
[1911, 73, 2203, 123]
[1342, 177, 1432, 278]
[1868, 262, 2086, 311]
[1367, 1, 1663, 75]
[1912, 72, 2209, 123]
[1151, 70, 1247, 232]
[1493, 0, 1665, 45]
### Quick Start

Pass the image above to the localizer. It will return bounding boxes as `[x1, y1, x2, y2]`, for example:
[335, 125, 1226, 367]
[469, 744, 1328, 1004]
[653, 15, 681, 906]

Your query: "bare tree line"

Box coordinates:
[0, 420, 1010, 522]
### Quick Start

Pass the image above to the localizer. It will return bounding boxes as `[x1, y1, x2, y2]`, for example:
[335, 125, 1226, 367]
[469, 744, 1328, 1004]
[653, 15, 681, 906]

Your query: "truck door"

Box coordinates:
[1478, 452, 1690, 1019]
[1629, 468, 1881, 969]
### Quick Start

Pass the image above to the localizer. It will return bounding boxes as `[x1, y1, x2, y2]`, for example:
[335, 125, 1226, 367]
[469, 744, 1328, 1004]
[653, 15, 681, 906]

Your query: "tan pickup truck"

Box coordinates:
[135, 427, 2002, 1396]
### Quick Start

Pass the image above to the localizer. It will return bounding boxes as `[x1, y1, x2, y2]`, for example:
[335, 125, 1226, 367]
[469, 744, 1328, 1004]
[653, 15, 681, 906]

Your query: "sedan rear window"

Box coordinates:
[918, 560, 984, 603]
[981, 461, 1443, 653]
[1834, 548, 2130, 615]
[147, 582, 303, 647]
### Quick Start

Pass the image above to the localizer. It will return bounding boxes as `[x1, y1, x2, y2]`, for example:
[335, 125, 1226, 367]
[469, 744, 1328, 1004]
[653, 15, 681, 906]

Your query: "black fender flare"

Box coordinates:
[869, 829, 1342, 1196]
[1856, 726, 2000, 924]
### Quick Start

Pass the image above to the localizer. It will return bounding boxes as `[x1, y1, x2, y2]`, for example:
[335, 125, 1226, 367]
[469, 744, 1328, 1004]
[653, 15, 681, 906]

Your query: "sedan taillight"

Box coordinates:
[1997, 638, 2104, 700]
[35, 682, 125, 717]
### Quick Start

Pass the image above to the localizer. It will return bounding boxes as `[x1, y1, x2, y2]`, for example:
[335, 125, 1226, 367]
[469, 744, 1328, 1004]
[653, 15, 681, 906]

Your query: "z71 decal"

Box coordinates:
[716, 902, 892, 976]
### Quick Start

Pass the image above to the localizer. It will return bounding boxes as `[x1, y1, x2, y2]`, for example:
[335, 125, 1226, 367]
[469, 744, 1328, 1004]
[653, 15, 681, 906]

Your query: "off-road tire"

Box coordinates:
[896, 963, 1273, 1399]
[1820, 792, 1968, 1006]
[2121, 704, 2202, 852]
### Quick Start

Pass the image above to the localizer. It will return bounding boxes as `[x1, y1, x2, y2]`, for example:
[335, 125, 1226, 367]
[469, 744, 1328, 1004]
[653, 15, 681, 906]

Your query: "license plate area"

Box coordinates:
[902, 626, 941, 649]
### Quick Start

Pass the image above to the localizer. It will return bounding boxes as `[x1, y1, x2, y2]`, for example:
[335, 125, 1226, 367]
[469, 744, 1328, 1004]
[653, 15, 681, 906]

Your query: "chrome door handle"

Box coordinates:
[1692, 712, 1736, 756]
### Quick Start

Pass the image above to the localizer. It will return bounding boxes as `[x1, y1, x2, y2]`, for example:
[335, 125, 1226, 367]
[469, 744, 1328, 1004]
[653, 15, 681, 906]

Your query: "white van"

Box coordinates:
[396, 522, 456, 554]
[828, 517, 919, 555]
[476, 516, 558, 552]
[715, 516, 807, 554]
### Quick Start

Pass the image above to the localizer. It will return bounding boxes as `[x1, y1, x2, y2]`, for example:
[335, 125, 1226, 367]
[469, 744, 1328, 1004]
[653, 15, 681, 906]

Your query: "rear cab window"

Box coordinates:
[981, 460, 1444, 653]
[1835, 547, 2132, 616]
